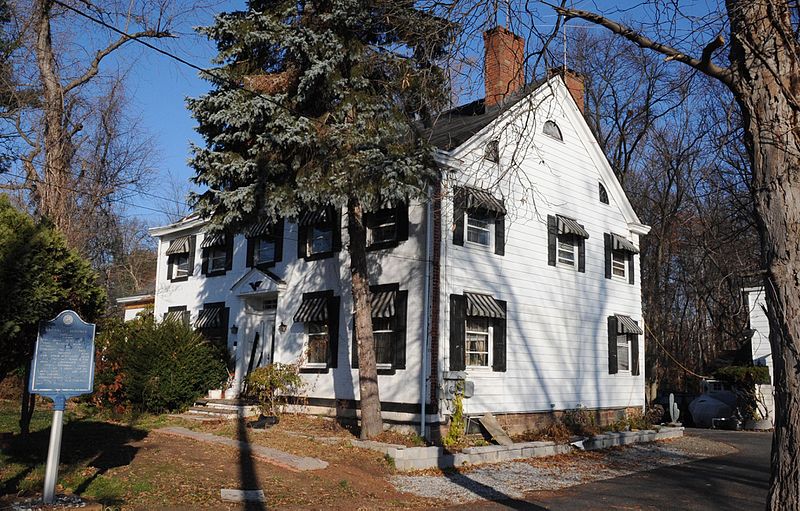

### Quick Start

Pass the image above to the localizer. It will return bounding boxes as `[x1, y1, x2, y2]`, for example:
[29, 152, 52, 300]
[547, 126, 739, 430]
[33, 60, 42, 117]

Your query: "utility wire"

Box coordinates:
[644, 322, 710, 380]
[50, 0, 296, 114]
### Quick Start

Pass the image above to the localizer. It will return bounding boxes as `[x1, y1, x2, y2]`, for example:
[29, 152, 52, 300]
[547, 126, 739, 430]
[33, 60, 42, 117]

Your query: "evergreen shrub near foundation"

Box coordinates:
[244, 363, 304, 417]
[94, 316, 228, 413]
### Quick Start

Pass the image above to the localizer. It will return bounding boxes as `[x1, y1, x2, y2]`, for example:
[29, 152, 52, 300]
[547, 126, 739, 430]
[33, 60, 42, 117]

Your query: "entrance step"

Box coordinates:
[180, 398, 260, 421]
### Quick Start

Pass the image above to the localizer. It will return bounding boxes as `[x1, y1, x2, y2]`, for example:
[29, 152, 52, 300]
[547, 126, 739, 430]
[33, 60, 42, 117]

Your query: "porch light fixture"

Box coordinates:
[278, 322, 287, 334]
[230, 324, 238, 334]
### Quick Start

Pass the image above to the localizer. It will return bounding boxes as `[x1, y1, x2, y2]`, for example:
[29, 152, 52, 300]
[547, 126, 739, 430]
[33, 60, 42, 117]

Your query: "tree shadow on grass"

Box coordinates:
[1, 419, 147, 501]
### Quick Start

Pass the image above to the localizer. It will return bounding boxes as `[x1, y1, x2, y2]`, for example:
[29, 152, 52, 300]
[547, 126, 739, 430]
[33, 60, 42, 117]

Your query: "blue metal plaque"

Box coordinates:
[30, 310, 96, 410]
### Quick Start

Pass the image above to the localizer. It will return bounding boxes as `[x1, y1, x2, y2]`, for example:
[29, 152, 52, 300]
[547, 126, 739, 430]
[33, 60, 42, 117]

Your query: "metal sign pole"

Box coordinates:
[43, 396, 66, 504]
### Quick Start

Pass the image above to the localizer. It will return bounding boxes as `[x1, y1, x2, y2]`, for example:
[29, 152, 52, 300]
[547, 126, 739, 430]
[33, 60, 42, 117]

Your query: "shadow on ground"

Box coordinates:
[1, 419, 147, 501]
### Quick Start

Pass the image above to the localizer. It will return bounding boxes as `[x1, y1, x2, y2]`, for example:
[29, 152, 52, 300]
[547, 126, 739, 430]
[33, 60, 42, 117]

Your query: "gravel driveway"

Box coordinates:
[391, 436, 735, 504]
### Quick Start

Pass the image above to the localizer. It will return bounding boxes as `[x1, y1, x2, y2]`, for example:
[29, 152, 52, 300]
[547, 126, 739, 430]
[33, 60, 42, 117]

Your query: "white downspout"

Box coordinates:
[421, 185, 434, 438]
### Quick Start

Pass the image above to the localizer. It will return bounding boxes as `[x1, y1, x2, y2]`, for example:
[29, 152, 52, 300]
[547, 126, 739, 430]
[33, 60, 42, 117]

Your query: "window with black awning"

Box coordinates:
[453, 186, 506, 256]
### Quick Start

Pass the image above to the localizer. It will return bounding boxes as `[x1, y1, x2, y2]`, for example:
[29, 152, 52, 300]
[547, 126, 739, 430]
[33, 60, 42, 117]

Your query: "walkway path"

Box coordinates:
[157, 426, 329, 472]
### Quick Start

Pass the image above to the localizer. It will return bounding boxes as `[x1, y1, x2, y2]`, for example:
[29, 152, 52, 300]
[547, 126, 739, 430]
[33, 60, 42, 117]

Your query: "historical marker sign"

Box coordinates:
[30, 310, 95, 400]
[29, 310, 96, 504]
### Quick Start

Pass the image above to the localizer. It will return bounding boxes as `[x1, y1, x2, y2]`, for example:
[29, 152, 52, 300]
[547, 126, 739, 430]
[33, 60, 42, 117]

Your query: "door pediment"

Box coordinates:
[231, 267, 287, 296]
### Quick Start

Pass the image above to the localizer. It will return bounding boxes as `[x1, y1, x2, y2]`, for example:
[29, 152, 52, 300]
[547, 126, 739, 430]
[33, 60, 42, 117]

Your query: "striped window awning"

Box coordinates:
[200, 232, 226, 249]
[195, 307, 224, 329]
[557, 215, 589, 239]
[246, 219, 277, 238]
[165, 236, 191, 255]
[462, 186, 506, 215]
[465, 293, 506, 319]
[294, 297, 328, 322]
[299, 209, 328, 226]
[616, 314, 643, 335]
[370, 290, 396, 318]
[164, 310, 188, 324]
[611, 233, 639, 254]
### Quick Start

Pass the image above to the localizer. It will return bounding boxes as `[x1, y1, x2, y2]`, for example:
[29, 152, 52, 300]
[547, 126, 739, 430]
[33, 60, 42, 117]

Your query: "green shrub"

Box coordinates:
[244, 363, 304, 417]
[714, 365, 771, 385]
[443, 383, 466, 448]
[94, 315, 228, 413]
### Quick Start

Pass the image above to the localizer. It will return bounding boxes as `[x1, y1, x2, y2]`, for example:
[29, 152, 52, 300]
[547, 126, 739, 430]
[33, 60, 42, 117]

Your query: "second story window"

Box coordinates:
[604, 233, 639, 284]
[298, 207, 340, 261]
[165, 235, 195, 282]
[547, 215, 588, 272]
[201, 232, 232, 277]
[453, 186, 507, 256]
[365, 201, 409, 251]
[246, 218, 284, 268]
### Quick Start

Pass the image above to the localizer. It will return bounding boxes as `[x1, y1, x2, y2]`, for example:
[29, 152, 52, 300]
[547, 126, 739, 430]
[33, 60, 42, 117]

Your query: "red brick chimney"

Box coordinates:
[483, 26, 525, 108]
[548, 67, 585, 114]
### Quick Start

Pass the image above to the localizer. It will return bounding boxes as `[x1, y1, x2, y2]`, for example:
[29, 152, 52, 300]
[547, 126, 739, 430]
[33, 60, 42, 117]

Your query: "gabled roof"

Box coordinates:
[424, 80, 545, 150]
[428, 76, 650, 235]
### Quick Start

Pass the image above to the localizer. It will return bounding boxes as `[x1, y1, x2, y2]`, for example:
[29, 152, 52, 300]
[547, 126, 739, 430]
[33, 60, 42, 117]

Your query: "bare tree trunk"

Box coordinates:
[19, 350, 36, 438]
[34, 0, 74, 237]
[727, 2, 800, 506]
[347, 198, 383, 438]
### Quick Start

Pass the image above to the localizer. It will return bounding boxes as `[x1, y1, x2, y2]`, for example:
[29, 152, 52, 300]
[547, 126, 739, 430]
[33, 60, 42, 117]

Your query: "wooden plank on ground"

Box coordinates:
[479, 413, 514, 446]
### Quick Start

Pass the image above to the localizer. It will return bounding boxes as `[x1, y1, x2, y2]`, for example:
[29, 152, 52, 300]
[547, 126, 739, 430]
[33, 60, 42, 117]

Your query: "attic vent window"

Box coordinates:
[484, 139, 500, 163]
[543, 120, 563, 141]
[599, 183, 609, 204]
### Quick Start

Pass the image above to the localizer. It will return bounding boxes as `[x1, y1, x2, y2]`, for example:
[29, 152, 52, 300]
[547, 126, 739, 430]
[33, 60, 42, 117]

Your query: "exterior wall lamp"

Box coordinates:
[278, 322, 287, 334]
[230, 324, 238, 334]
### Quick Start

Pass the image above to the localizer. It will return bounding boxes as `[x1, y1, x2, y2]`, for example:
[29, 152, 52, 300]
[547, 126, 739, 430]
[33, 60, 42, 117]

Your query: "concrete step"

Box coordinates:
[193, 398, 259, 417]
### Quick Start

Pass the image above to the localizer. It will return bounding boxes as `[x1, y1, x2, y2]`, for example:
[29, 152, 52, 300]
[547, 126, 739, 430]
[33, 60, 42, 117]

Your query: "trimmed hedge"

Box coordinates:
[94, 315, 228, 413]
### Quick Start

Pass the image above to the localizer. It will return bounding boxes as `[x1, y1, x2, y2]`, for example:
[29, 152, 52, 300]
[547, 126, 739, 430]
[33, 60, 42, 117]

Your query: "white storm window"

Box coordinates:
[372, 317, 394, 367]
[208, 246, 227, 272]
[465, 317, 491, 367]
[173, 254, 190, 278]
[612, 251, 627, 279]
[369, 210, 397, 245]
[308, 226, 333, 255]
[306, 321, 329, 367]
[557, 236, 576, 267]
[254, 237, 276, 265]
[616, 334, 631, 372]
[467, 212, 492, 246]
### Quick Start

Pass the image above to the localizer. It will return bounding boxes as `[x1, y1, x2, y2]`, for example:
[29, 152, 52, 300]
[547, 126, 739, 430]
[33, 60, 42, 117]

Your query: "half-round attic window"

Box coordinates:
[599, 182, 609, 204]
[543, 120, 563, 141]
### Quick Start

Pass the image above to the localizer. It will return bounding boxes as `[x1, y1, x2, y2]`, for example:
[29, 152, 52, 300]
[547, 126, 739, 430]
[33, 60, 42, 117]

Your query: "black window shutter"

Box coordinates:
[628, 252, 635, 285]
[331, 207, 342, 253]
[351, 314, 359, 369]
[604, 233, 612, 279]
[494, 215, 505, 256]
[274, 218, 284, 263]
[396, 202, 409, 242]
[246, 238, 255, 268]
[201, 248, 209, 275]
[225, 235, 234, 271]
[327, 296, 340, 368]
[453, 189, 465, 246]
[167, 254, 174, 280]
[393, 290, 408, 369]
[578, 227, 586, 273]
[547, 215, 557, 266]
[297, 223, 308, 259]
[631, 331, 640, 376]
[449, 294, 466, 371]
[492, 300, 507, 372]
[187, 235, 196, 276]
[608, 316, 619, 374]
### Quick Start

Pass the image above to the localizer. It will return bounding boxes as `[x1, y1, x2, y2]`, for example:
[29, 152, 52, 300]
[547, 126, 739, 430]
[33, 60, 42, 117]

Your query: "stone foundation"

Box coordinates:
[465, 406, 644, 437]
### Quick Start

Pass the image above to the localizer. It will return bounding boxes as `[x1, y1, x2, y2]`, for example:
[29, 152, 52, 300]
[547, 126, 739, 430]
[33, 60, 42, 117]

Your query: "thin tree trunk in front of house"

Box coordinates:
[19, 354, 36, 438]
[347, 198, 383, 438]
[727, 1, 800, 507]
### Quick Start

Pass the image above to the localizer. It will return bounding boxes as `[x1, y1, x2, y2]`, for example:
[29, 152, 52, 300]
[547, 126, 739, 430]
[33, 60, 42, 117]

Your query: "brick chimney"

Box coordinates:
[483, 26, 525, 108]
[548, 67, 585, 114]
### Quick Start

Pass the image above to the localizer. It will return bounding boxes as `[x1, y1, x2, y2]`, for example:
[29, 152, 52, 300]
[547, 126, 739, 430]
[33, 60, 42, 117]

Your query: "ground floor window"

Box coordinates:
[306, 321, 329, 366]
[466, 317, 491, 367]
[372, 317, 394, 367]
[616, 334, 631, 371]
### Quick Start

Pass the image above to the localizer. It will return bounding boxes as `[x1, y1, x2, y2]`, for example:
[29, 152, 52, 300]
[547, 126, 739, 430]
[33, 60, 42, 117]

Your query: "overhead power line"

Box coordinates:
[50, 0, 294, 114]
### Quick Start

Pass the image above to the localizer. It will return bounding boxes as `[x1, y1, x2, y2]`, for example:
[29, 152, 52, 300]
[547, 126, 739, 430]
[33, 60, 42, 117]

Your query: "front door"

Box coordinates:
[243, 311, 275, 376]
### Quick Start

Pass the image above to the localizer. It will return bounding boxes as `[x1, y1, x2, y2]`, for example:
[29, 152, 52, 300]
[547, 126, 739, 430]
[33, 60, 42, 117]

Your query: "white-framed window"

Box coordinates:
[254, 237, 276, 265]
[543, 120, 563, 141]
[466, 212, 492, 247]
[465, 317, 491, 367]
[172, 254, 190, 278]
[616, 333, 631, 372]
[308, 225, 333, 255]
[557, 235, 576, 267]
[372, 317, 394, 368]
[207, 245, 227, 272]
[611, 251, 627, 279]
[369, 209, 397, 246]
[599, 182, 609, 204]
[305, 321, 329, 367]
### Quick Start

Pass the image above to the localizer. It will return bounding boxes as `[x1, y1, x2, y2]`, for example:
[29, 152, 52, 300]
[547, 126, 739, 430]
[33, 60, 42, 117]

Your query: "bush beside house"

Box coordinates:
[94, 315, 228, 413]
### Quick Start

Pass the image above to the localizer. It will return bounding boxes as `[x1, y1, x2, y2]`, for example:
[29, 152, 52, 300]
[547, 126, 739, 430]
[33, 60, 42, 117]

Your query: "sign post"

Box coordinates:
[29, 310, 95, 504]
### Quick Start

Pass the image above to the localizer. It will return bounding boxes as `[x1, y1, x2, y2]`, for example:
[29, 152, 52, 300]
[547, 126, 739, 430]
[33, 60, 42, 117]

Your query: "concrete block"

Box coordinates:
[220, 489, 266, 502]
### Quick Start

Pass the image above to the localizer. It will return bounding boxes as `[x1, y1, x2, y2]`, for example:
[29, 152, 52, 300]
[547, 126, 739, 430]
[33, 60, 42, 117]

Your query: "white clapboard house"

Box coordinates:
[743, 287, 776, 424]
[150, 26, 650, 436]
